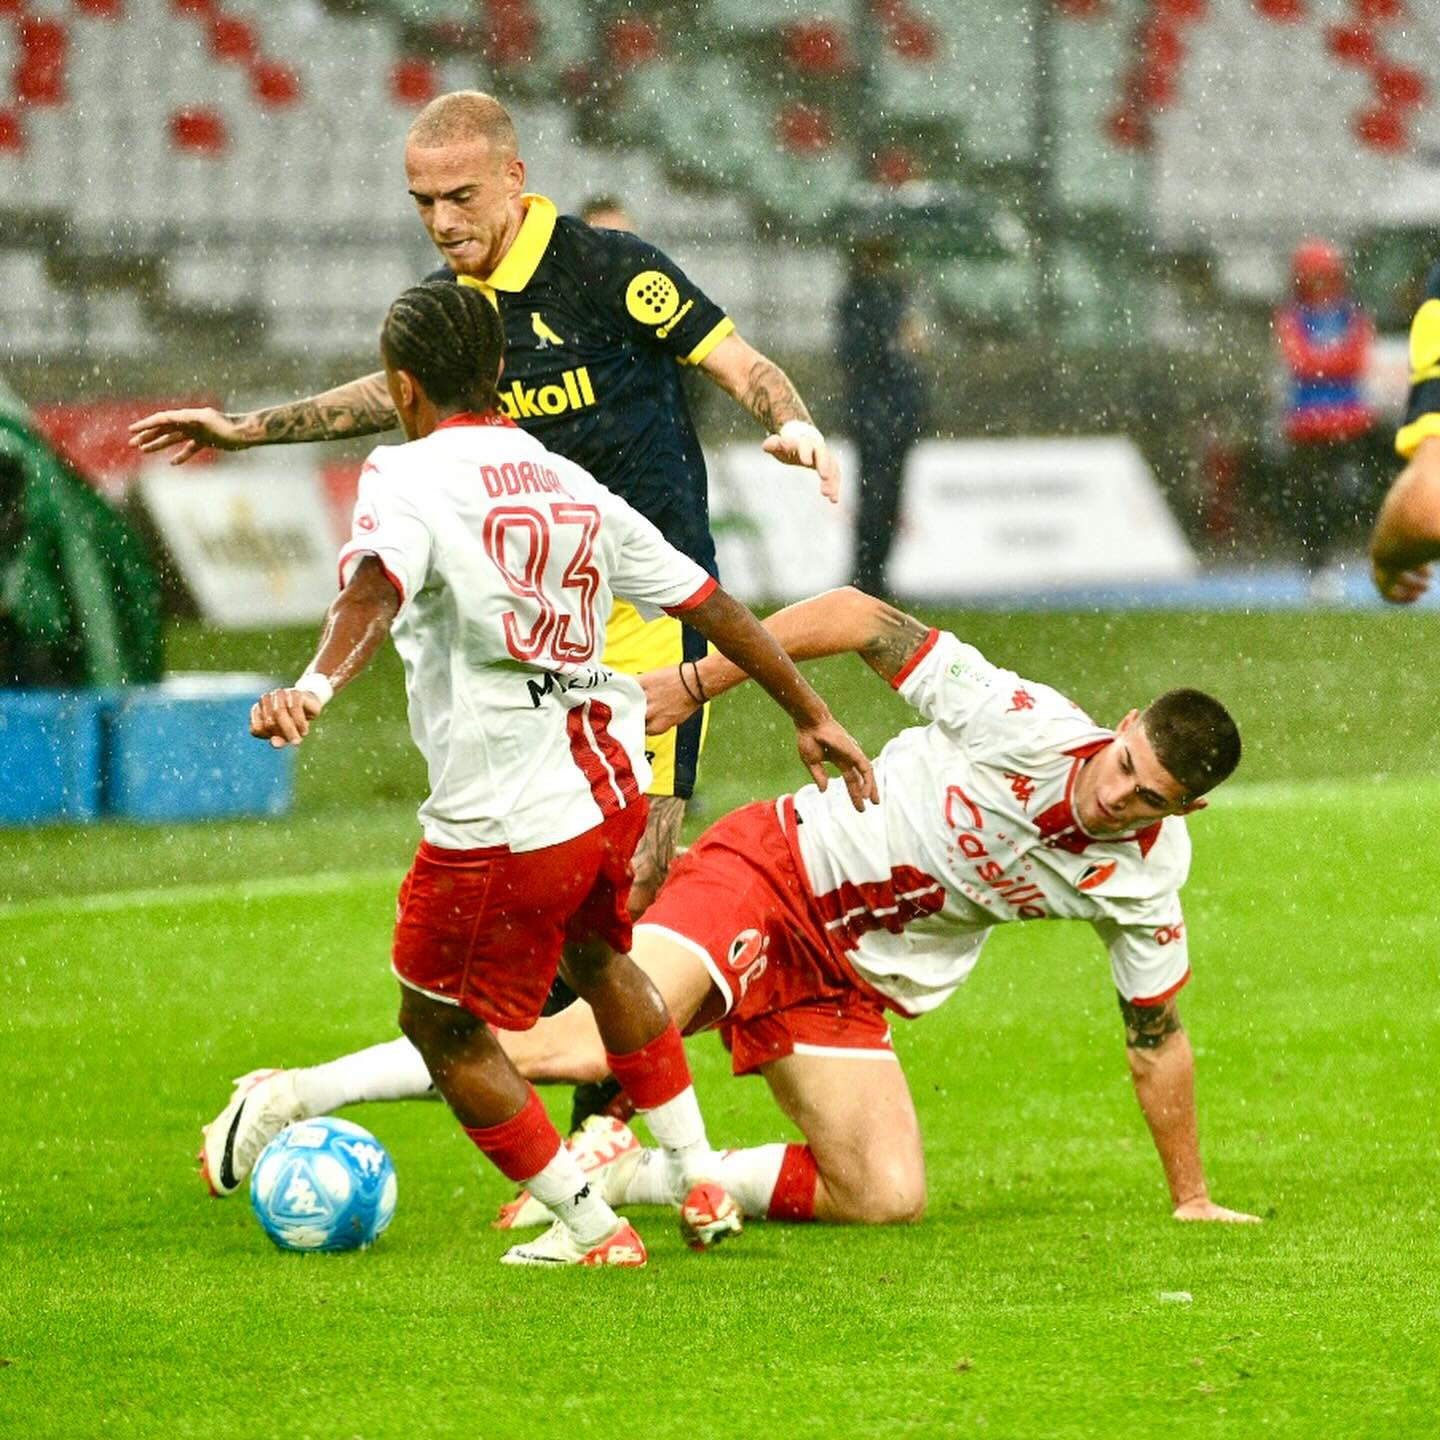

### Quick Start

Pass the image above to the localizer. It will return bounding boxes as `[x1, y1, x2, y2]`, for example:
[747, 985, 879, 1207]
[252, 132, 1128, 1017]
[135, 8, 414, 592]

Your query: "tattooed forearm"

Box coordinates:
[858, 603, 932, 682]
[738, 357, 814, 434]
[626, 795, 686, 917]
[239, 373, 398, 445]
[1118, 993, 1184, 1051]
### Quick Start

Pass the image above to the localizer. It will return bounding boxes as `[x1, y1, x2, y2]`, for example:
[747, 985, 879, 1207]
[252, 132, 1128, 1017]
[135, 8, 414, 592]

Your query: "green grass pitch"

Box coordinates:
[4, 608, 1440, 1438]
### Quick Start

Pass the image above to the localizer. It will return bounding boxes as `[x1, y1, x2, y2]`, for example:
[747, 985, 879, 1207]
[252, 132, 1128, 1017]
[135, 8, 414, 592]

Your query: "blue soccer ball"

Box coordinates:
[249, 1116, 397, 1253]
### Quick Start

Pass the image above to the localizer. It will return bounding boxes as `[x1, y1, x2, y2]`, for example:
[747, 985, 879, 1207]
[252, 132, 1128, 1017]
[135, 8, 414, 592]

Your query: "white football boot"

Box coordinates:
[493, 1115, 643, 1230]
[500, 1218, 648, 1268]
[198, 1068, 305, 1197]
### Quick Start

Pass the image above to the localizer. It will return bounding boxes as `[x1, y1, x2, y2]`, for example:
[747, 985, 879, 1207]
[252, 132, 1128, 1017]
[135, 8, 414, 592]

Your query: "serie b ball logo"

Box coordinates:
[250, 1116, 397, 1253]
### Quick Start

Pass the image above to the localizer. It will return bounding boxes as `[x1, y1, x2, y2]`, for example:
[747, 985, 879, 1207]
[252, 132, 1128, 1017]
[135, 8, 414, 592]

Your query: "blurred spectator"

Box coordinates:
[579, 194, 632, 231]
[838, 235, 930, 596]
[1272, 238, 1377, 600]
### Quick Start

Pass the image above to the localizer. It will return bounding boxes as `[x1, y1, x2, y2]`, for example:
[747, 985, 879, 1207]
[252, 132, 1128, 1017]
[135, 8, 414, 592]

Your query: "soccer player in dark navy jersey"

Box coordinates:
[1371, 261, 1440, 603]
[132, 90, 841, 908]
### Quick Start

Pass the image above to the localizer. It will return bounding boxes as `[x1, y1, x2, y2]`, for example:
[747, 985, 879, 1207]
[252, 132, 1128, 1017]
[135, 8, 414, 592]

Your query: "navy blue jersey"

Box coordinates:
[429, 195, 734, 574]
[1397, 262, 1440, 459]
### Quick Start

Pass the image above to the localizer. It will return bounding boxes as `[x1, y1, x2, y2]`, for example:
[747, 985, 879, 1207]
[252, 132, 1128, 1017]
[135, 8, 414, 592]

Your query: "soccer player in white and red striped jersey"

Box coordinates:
[494, 587, 1259, 1230]
[243, 281, 876, 1267]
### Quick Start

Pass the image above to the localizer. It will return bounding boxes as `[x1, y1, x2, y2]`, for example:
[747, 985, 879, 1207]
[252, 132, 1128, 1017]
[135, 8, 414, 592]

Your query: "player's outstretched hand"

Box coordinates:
[1373, 560, 1433, 605]
[795, 718, 878, 812]
[762, 421, 841, 504]
[128, 407, 250, 465]
[640, 666, 700, 735]
[1172, 1198, 1262, 1223]
[250, 688, 324, 748]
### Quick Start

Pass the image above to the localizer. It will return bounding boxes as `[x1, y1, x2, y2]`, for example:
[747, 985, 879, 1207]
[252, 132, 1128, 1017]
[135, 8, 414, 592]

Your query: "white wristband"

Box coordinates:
[294, 671, 334, 707]
[779, 419, 825, 447]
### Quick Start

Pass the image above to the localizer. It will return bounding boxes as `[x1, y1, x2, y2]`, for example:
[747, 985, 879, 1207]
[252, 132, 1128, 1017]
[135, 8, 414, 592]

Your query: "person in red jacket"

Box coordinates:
[1273, 239, 1377, 600]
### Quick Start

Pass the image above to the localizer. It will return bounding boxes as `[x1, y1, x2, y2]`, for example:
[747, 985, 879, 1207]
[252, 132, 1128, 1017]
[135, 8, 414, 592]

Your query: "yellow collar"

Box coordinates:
[465, 193, 556, 295]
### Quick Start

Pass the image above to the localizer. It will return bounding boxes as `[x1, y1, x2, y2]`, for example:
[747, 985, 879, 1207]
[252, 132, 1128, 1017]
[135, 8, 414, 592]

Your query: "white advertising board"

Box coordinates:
[711, 436, 1195, 602]
[139, 456, 340, 627]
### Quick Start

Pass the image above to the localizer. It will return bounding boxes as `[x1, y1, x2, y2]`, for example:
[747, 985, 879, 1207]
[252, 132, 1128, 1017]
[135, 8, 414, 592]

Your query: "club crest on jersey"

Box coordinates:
[496, 366, 597, 421]
[531, 312, 565, 348]
[1077, 860, 1117, 892]
[726, 928, 769, 1000]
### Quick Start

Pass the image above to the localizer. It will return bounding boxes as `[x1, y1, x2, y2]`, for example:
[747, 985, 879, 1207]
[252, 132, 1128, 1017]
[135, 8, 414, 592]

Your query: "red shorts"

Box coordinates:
[637, 800, 894, 1076]
[392, 800, 648, 1029]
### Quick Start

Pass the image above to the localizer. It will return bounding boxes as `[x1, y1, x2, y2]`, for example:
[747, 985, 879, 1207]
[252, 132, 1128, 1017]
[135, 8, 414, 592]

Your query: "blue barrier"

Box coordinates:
[1, 676, 294, 826]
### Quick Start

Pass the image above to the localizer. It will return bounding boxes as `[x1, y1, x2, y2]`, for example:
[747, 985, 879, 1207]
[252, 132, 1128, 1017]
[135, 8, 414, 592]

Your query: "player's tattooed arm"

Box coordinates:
[130, 372, 399, 463]
[1117, 992, 1185, 1050]
[243, 372, 399, 446]
[698, 333, 814, 430]
[858, 602, 933, 683]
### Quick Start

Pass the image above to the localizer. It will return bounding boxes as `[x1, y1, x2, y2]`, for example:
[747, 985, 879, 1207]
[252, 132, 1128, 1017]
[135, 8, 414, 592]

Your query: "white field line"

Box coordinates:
[2, 867, 400, 922]
[5, 772, 1439, 922]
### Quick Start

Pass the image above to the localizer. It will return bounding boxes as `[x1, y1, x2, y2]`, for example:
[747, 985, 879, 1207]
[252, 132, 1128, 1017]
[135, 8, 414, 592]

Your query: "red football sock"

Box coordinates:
[767, 1143, 819, 1222]
[605, 1022, 691, 1111]
[462, 1086, 562, 1183]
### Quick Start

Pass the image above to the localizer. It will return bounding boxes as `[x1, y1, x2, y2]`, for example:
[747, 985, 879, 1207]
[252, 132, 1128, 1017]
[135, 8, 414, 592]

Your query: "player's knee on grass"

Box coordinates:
[820, 1152, 926, 1225]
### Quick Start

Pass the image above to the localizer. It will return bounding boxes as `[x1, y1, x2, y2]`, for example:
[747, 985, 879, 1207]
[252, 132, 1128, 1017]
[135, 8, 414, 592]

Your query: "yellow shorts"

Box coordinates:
[603, 598, 710, 800]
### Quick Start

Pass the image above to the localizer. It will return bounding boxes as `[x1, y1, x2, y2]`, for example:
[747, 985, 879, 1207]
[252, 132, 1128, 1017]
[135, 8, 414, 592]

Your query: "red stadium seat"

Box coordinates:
[887, 16, 937, 62]
[782, 21, 850, 76]
[1354, 104, 1406, 152]
[1105, 104, 1149, 149]
[15, 18, 68, 107]
[0, 108, 24, 153]
[485, 0, 537, 66]
[0, 0, 23, 15]
[776, 101, 834, 154]
[209, 15, 258, 65]
[1253, 0, 1305, 19]
[391, 57, 438, 107]
[169, 107, 228, 155]
[1155, 0, 1207, 19]
[872, 145, 918, 186]
[252, 60, 302, 110]
[1325, 23, 1376, 64]
[607, 17, 662, 68]
[1373, 60, 1426, 109]
[1352, 0, 1403, 21]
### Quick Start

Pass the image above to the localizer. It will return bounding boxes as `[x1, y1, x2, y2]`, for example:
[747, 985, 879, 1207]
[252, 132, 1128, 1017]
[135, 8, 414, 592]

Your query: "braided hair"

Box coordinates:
[381, 281, 504, 412]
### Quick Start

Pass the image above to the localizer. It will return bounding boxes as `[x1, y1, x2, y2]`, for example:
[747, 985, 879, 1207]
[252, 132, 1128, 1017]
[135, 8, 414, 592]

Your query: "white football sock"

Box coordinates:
[708, 1144, 788, 1219]
[291, 1037, 435, 1116]
[636, 1086, 716, 1186]
[616, 1148, 681, 1206]
[525, 1147, 622, 1246]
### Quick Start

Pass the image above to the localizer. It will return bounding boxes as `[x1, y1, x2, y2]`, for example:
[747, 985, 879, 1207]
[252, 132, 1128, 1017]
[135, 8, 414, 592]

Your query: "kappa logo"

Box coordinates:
[1007, 688, 1036, 713]
[1077, 859, 1117, 892]
[496, 366, 597, 421]
[531, 311, 565, 348]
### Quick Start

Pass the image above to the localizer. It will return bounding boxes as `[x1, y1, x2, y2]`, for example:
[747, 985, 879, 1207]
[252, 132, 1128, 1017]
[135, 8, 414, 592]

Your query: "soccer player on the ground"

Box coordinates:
[1371, 260, 1440, 604]
[241, 281, 875, 1267]
[224, 587, 1259, 1229]
[130, 89, 838, 916]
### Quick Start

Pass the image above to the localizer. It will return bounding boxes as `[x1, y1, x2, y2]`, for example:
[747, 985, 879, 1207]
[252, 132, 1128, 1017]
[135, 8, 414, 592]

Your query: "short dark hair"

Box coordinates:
[580, 193, 627, 224]
[1140, 689, 1241, 799]
[381, 281, 504, 411]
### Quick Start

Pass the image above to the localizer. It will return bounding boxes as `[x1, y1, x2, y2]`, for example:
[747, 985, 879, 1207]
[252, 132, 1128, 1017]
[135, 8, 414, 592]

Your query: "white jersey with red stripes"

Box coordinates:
[787, 629, 1192, 1016]
[338, 412, 714, 852]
